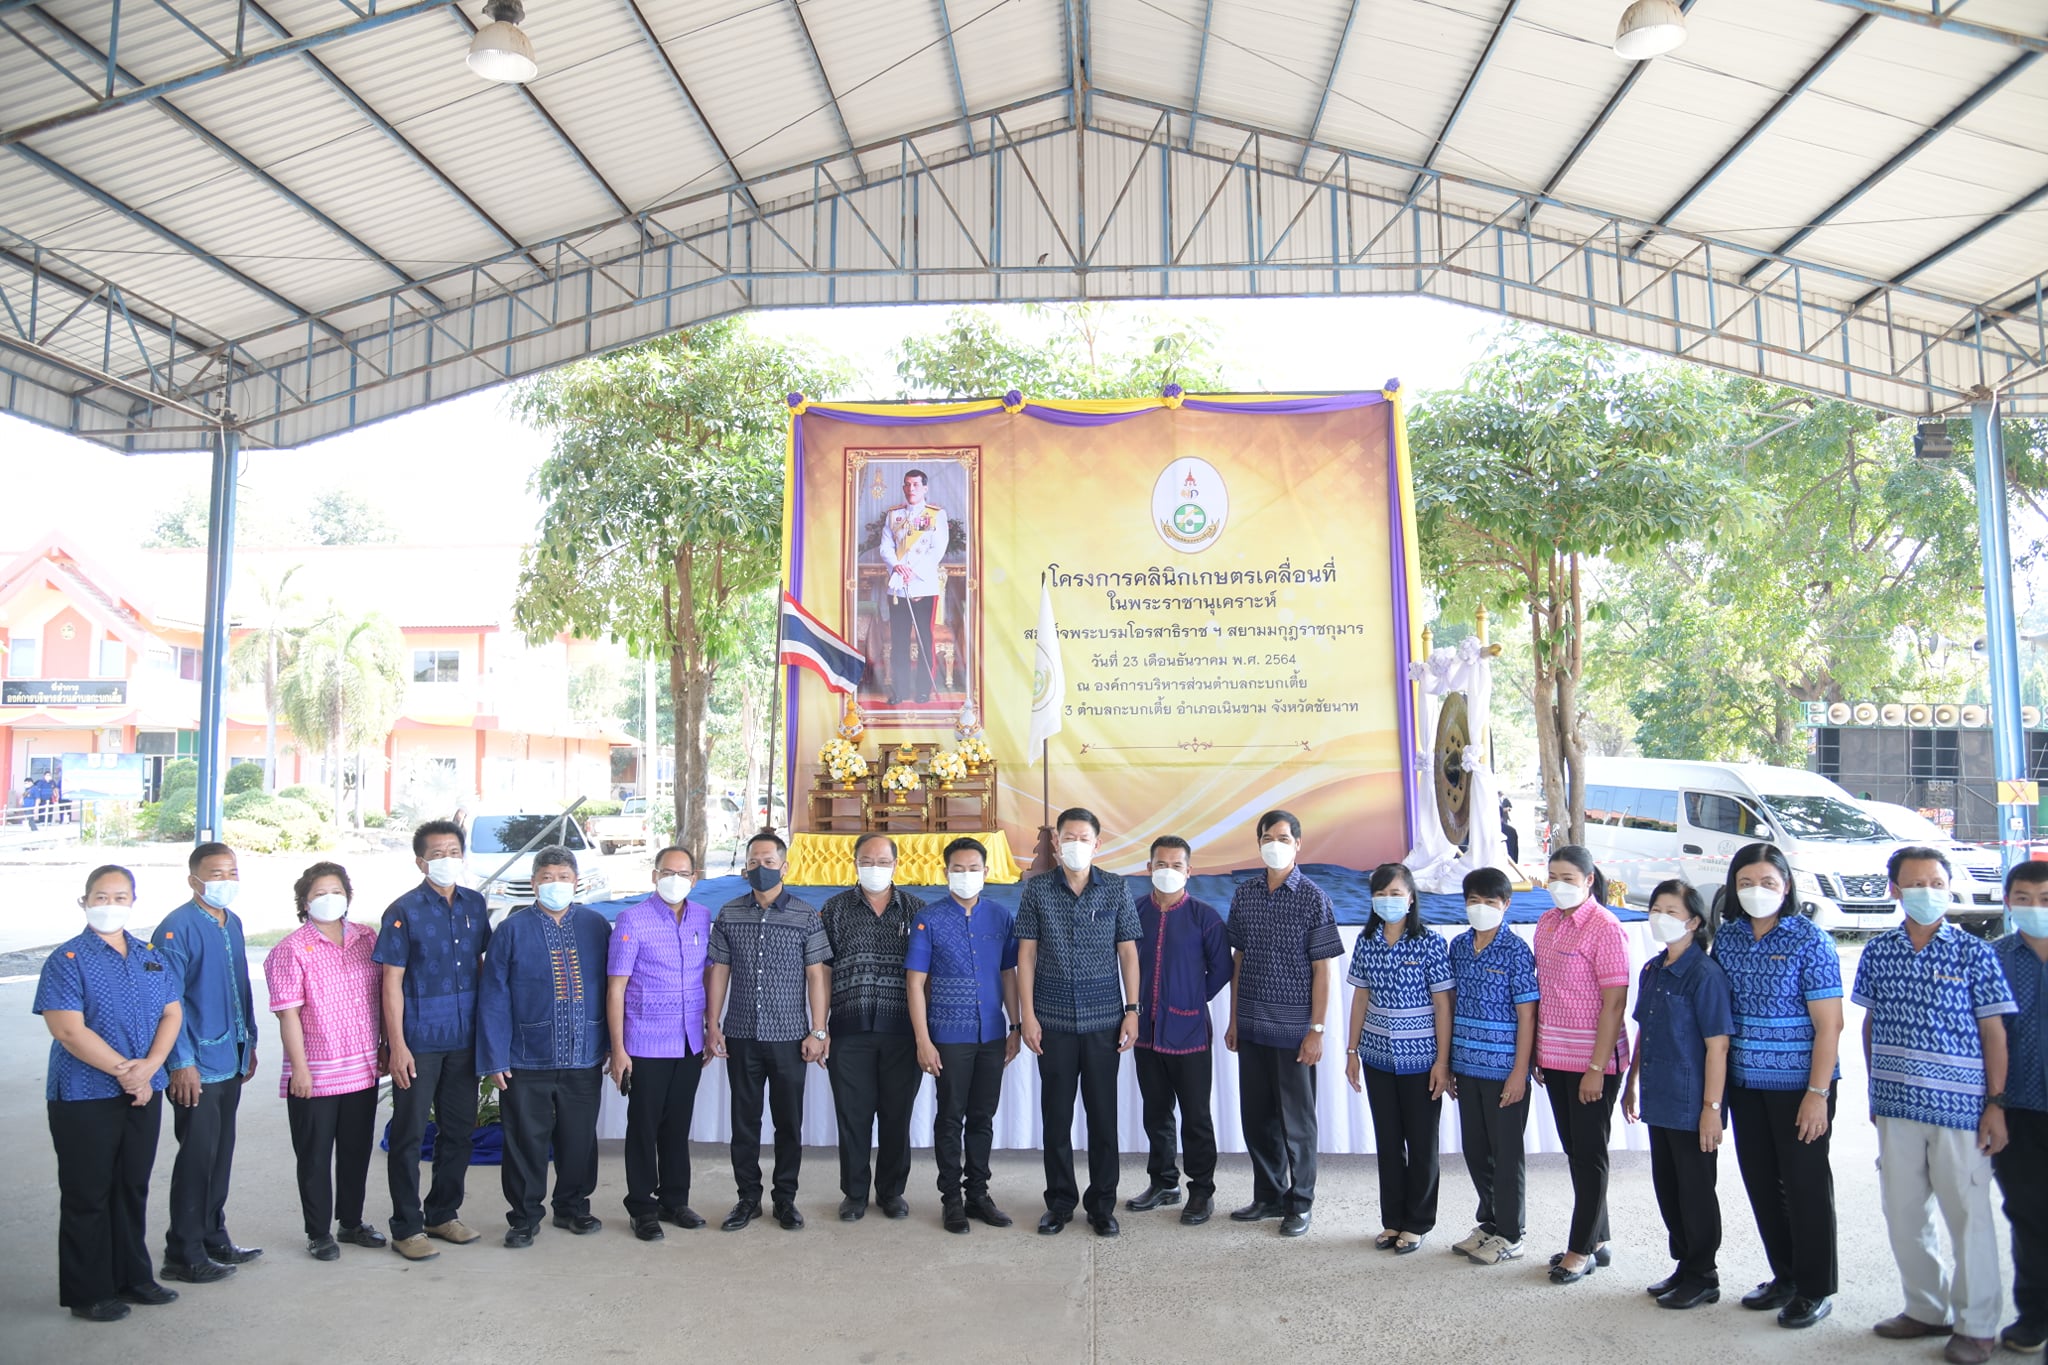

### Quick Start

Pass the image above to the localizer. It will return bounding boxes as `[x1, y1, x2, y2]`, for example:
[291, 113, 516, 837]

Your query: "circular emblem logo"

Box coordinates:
[1153, 458, 1227, 554]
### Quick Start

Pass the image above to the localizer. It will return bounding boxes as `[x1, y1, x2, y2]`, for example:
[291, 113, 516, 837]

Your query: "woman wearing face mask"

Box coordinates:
[1622, 881, 1733, 1310]
[264, 862, 386, 1261]
[1533, 844, 1631, 1283]
[1446, 866, 1538, 1266]
[1344, 863, 1453, 1253]
[34, 865, 184, 1321]
[1709, 842, 1843, 1329]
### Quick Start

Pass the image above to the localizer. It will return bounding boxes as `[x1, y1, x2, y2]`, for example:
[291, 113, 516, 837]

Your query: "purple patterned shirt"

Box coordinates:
[607, 893, 712, 1058]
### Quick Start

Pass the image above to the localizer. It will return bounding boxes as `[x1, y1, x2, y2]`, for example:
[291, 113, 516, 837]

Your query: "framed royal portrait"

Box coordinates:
[842, 446, 980, 726]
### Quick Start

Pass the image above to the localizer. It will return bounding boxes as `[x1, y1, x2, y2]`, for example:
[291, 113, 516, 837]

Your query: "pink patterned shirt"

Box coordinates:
[265, 919, 382, 1097]
[1533, 901, 1633, 1075]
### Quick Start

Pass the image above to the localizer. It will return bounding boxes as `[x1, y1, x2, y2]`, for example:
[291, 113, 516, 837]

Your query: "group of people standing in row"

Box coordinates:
[29, 811, 2048, 1364]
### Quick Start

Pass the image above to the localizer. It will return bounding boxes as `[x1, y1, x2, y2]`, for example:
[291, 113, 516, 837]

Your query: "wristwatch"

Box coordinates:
[1704, 1100, 1722, 1113]
[1123, 1003, 1139, 1015]
[1009, 1022, 1022, 1034]
[1806, 1085, 1830, 1098]
[1308, 1023, 1326, 1034]
[1987, 1091, 2008, 1109]
[809, 1029, 828, 1042]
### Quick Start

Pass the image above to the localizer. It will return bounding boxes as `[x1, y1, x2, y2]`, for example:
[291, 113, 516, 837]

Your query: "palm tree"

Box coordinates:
[230, 566, 304, 792]
[278, 607, 406, 828]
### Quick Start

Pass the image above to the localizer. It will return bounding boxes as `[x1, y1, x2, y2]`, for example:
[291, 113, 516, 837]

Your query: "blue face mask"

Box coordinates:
[1899, 886, 1949, 926]
[2012, 907, 2048, 939]
[1371, 894, 1407, 923]
[199, 879, 238, 910]
[535, 881, 574, 912]
[746, 865, 784, 894]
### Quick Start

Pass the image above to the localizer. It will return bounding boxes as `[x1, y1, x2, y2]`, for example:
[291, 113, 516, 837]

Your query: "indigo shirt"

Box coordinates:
[1713, 912, 1843, 1091]
[372, 881, 491, 1055]
[1346, 927, 1453, 1075]
[1135, 892, 1231, 1054]
[906, 896, 1017, 1046]
[819, 886, 923, 1037]
[477, 905, 611, 1075]
[1631, 943, 1735, 1130]
[1227, 869, 1344, 1050]
[709, 891, 830, 1043]
[152, 900, 255, 1082]
[34, 929, 179, 1102]
[1448, 928, 1540, 1082]
[607, 894, 712, 1058]
[1997, 932, 2048, 1114]
[1853, 924, 2015, 1130]
[1013, 868, 1141, 1035]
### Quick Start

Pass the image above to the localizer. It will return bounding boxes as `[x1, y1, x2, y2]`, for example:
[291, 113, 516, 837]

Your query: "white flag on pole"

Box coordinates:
[1028, 576, 1064, 763]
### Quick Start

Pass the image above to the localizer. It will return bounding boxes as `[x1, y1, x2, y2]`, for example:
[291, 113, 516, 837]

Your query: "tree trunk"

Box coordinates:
[1556, 554, 1588, 848]
[263, 636, 279, 793]
[1529, 594, 1567, 862]
[664, 544, 718, 871]
[737, 674, 763, 845]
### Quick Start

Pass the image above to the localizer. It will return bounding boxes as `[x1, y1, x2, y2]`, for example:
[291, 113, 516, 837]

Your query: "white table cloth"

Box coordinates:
[597, 921, 1657, 1156]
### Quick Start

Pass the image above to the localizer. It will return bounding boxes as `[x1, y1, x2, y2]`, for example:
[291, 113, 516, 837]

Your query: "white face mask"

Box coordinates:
[857, 865, 895, 895]
[425, 856, 464, 888]
[85, 903, 131, 934]
[1648, 912, 1691, 945]
[198, 879, 239, 910]
[535, 881, 574, 912]
[1547, 880, 1584, 909]
[1151, 867, 1188, 897]
[948, 870, 986, 901]
[1736, 885, 1783, 918]
[1465, 901, 1504, 933]
[656, 874, 691, 905]
[1260, 840, 1297, 871]
[307, 893, 349, 923]
[1058, 841, 1093, 873]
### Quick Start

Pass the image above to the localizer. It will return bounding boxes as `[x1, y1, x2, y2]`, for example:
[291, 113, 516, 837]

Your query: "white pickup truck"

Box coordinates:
[587, 797, 651, 856]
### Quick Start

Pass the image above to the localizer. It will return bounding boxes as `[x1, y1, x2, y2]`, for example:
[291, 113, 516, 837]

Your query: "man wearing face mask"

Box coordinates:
[152, 841, 260, 1283]
[1446, 867, 1539, 1266]
[906, 838, 1020, 1233]
[818, 834, 925, 1222]
[1015, 807, 1143, 1237]
[376, 819, 493, 1260]
[705, 832, 832, 1231]
[1992, 862, 2048, 1356]
[1125, 836, 1232, 1224]
[606, 846, 713, 1240]
[1854, 846, 2015, 1364]
[478, 846, 613, 1247]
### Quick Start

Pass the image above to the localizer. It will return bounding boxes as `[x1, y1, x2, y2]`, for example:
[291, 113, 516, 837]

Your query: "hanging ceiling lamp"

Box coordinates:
[467, 0, 538, 83]
[1613, 0, 1687, 60]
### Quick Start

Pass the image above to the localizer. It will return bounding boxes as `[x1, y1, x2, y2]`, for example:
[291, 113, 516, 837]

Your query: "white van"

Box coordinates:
[1581, 758, 1901, 933]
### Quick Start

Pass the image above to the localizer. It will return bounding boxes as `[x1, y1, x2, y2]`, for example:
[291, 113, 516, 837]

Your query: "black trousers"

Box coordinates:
[887, 594, 939, 700]
[50, 1095, 161, 1307]
[286, 1085, 377, 1237]
[1038, 1026, 1122, 1217]
[1238, 1041, 1320, 1213]
[828, 1032, 920, 1204]
[499, 1065, 602, 1232]
[623, 1052, 704, 1218]
[166, 1073, 243, 1267]
[728, 1037, 807, 1207]
[1544, 1071, 1619, 1255]
[1363, 1064, 1442, 1234]
[1994, 1105, 2048, 1329]
[1134, 1046, 1217, 1197]
[1649, 1123, 1721, 1287]
[385, 1046, 478, 1240]
[934, 1040, 1006, 1201]
[1727, 1083, 1838, 1298]
[1456, 1075, 1532, 1243]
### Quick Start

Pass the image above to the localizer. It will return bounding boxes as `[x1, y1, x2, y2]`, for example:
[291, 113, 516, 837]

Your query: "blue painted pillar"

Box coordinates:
[1971, 397, 2031, 877]
[194, 424, 239, 844]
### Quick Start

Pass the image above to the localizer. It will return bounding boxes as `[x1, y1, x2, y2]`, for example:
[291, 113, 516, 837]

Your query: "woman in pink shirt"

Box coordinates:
[1534, 844, 1632, 1285]
[265, 862, 386, 1261]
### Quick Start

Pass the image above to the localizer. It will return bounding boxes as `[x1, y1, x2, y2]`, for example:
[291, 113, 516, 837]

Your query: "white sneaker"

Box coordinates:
[1451, 1226, 1490, 1256]
[1469, 1234, 1524, 1264]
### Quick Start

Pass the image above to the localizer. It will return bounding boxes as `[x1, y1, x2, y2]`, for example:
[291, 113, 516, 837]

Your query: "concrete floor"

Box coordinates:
[0, 958, 2010, 1365]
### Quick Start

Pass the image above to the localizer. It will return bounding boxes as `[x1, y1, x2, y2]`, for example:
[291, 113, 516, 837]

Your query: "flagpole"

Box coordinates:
[1029, 571, 1056, 875]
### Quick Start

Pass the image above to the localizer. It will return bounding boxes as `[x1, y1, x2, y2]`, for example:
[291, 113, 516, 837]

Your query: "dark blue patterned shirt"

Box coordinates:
[906, 896, 1018, 1045]
[476, 905, 611, 1074]
[1227, 869, 1344, 1049]
[1996, 932, 2048, 1114]
[1852, 924, 2015, 1130]
[33, 929, 180, 1102]
[373, 881, 492, 1055]
[1345, 927, 1453, 1075]
[1448, 928, 1540, 1081]
[1632, 944, 1735, 1129]
[152, 901, 255, 1082]
[1713, 912, 1842, 1091]
[1013, 868, 1141, 1035]
[709, 891, 830, 1043]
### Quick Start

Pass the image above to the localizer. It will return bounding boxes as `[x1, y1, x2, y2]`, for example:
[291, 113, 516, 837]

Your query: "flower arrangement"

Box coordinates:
[820, 739, 868, 785]
[820, 737, 857, 766]
[929, 751, 967, 785]
[959, 736, 993, 768]
[891, 742, 919, 767]
[880, 763, 921, 796]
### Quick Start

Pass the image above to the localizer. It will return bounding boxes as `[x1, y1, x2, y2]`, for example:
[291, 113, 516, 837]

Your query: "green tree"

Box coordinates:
[893, 304, 1231, 399]
[278, 608, 407, 828]
[513, 319, 847, 862]
[229, 564, 305, 792]
[1410, 329, 1743, 844]
[302, 489, 398, 545]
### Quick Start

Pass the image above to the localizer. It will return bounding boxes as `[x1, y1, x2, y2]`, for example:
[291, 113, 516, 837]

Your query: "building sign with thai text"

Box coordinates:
[2, 679, 127, 706]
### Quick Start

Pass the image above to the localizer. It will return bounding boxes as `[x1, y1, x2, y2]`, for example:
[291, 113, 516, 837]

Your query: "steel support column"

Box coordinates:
[194, 421, 239, 844]
[1971, 396, 2031, 877]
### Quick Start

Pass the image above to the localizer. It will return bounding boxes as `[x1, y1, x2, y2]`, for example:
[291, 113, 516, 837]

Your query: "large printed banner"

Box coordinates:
[784, 391, 1420, 873]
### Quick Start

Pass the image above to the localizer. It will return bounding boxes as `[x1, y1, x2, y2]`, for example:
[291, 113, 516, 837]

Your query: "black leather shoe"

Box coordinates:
[1550, 1246, 1613, 1269]
[552, 1213, 602, 1235]
[662, 1206, 706, 1230]
[1779, 1296, 1832, 1329]
[1647, 1273, 1682, 1297]
[880, 1196, 910, 1219]
[966, 1195, 1013, 1228]
[1230, 1201, 1285, 1222]
[1180, 1194, 1214, 1225]
[773, 1203, 804, 1230]
[1279, 1211, 1312, 1238]
[1125, 1181, 1181, 1212]
[1089, 1212, 1121, 1238]
[503, 1227, 534, 1249]
[204, 1243, 262, 1264]
[117, 1283, 177, 1307]
[71, 1299, 130, 1322]
[335, 1223, 386, 1249]
[631, 1215, 665, 1241]
[1037, 1210, 1072, 1236]
[1657, 1284, 1721, 1310]
[1743, 1279, 1796, 1311]
[838, 1197, 867, 1222]
[721, 1202, 761, 1232]
[308, 1234, 340, 1261]
[1549, 1256, 1597, 1284]
[160, 1259, 234, 1284]
[943, 1200, 970, 1234]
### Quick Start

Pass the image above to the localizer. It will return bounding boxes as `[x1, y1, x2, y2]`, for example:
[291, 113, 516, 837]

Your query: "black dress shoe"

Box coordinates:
[1550, 1246, 1613, 1269]
[503, 1227, 534, 1249]
[721, 1202, 761, 1232]
[662, 1206, 706, 1230]
[1279, 1211, 1312, 1238]
[1549, 1256, 1597, 1284]
[1742, 1279, 1796, 1311]
[838, 1197, 867, 1222]
[966, 1195, 1013, 1228]
[943, 1200, 970, 1234]
[160, 1259, 234, 1284]
[204, 1243, 262, 1265]
[1125, 1181, 1182, 1212]
[1647, 1273, 1682, 1297]
[308, 1234, 340, 1261]
[1037, 1210, 1072, 1236]
[335, 1223, 386, 1249]
[1089, 1212, 1121, 1238]
[1230, 1200, 1285, 1222]
[117, 1282, 177, 1307]
[71, 1299, 130, 1323]
[552, 1213, 603, 1235]
[1180, 1194, 1214, 1225]
[1657, 1284, 1722, 1310]
[773, 1203, 804, 1230]
[632, 1215, 665, 1241]
[1778, 1296, 1832, 1330]
[880, 1196, 910, 1219]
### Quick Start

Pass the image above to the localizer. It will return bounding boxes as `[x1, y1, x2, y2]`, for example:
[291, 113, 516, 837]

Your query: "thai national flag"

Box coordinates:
[778, 592, 867, 695]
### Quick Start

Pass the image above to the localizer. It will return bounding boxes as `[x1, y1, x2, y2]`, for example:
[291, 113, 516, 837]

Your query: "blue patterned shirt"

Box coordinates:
[1227, 869, 1345, 1050]
[476, 905, 611, 1074]
[1996, 932, 2048, 1114]
[33, 929, 180, 1102]
[1713, 912, 1843, 1091]
[1013, 868, 1141, 1035]
[1346, 927, 1453, 1075]
[151, 901, 255, 1082]
[709, 891, 830, 1043]
[1448, 928, 1540, 1081]
[906, 897, 1018, 1046]
[1852, 925, 2016, 1130]
[373, 881, 492, 1055]
[1632, 944, 1735, 1130]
